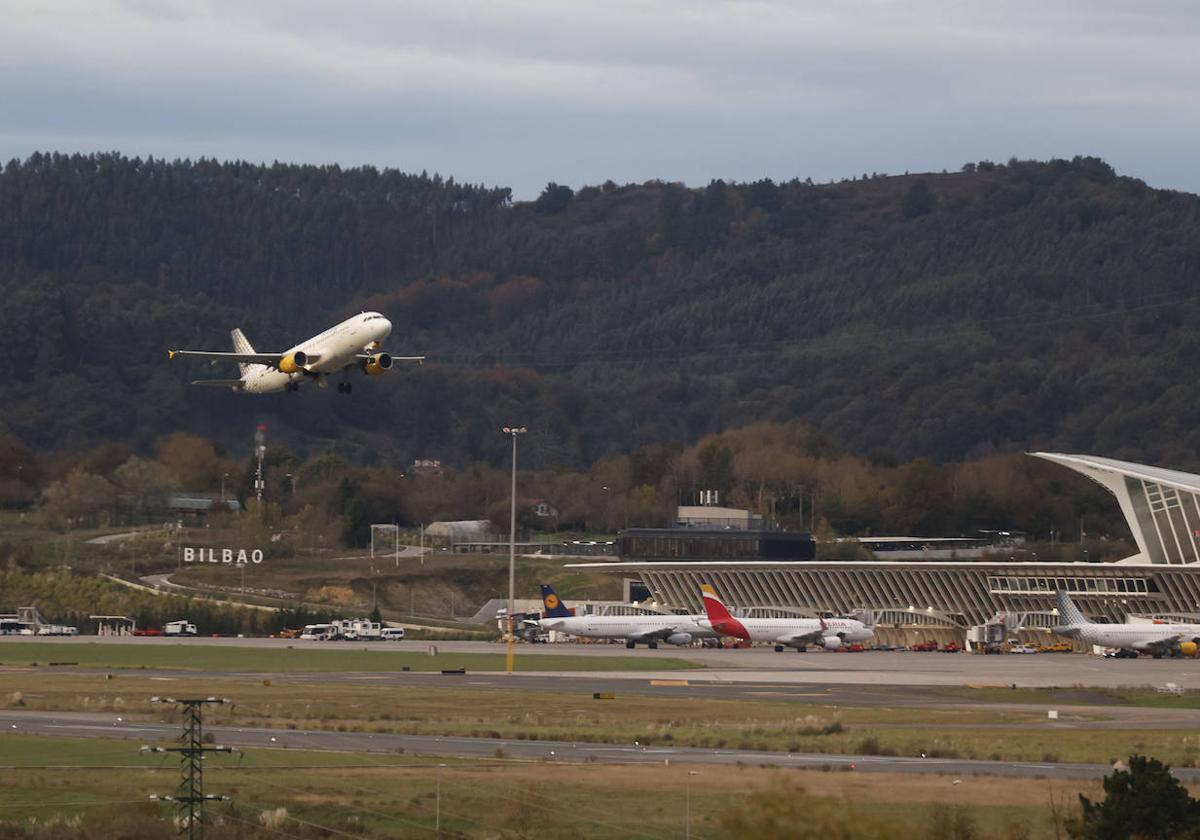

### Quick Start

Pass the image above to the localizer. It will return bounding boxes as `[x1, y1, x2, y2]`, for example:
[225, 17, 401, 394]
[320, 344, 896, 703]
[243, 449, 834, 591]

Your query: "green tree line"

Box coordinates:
[1, 153, 1198, 473]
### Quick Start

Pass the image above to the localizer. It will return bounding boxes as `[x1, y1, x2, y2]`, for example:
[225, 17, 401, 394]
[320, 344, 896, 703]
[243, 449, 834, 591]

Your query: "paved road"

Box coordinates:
[0, 710, 1176, 781]
[6, 636, 1199, 689]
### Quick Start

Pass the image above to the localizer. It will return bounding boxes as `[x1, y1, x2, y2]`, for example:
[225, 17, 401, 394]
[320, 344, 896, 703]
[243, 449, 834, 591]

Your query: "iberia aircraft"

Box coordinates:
[168, 312, 423, 393]
[699, 584, 874, 652]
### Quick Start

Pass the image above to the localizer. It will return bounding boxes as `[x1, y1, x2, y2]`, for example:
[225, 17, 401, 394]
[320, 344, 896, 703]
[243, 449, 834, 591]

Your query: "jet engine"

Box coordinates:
[278, 351, 309, 374]
[362, 352, 394, 376]
[1181, 640, 1199, 657]
[666, 633, 693, 646]
[817, 635, 843, 650]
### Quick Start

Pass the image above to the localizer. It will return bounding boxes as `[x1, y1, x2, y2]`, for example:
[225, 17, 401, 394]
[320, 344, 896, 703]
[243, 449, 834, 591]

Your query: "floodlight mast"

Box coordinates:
[502, 426, 526, 674]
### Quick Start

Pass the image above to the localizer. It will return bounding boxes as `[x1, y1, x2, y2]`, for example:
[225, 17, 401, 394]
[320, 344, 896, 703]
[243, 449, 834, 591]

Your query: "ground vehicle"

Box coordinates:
[1038, 641, 1073, 653]
[835, 643, 866, 653]
[164, 620, 197, 636]
[0, 620, 32, 636]
[1104, 648, 1139, 659]
[940, 642, 963, 653]
[300, 623, 340, 641]
[132, 627, 163, 636]
[36, 625, 78, 636]
[278, 628, 302, 639]
[1008, 643, 1037, 654]
[380, 627, 406, 641]
[910, 640, 939, 652]
[340, 619, 382, 641]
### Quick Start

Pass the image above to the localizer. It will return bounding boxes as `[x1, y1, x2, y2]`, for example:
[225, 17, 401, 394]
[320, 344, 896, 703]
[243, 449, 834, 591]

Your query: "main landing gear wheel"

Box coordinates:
[337, 382, 353, 394]
[648, 642, 658, 650]
[285, 382, 300, 392]
[625, 640, 636, 649]
[774, 645, 784, 652]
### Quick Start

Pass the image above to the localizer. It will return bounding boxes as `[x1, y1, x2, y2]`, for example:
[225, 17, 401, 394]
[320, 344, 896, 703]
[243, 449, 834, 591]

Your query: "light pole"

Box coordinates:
[220, 472, 229, 503]
[503, 426, 527, 675]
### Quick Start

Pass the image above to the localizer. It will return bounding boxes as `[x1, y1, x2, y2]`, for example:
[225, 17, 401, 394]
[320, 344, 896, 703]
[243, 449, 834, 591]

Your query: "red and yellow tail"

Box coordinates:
[700, 584, 748, 639]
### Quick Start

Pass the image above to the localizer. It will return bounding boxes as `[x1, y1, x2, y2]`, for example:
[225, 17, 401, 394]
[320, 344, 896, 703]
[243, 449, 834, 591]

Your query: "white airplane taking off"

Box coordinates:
[1051, 590, 1200, 658]
[168, 312, 423, 393]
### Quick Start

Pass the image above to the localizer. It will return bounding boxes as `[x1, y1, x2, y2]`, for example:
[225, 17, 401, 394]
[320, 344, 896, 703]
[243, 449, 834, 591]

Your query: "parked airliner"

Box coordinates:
[534, 584, 716, 648]
[168, 312, 423, 393]
[1052, 590, 1200, 658]
[699, 584, 873, 651]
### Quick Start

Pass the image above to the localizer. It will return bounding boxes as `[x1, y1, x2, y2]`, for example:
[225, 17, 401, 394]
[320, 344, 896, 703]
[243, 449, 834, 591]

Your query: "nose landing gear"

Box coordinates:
[337, 382, 353, 394]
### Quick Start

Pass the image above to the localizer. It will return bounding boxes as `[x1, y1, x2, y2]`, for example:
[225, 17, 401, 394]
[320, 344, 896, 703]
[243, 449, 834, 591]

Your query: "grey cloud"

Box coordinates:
[2, 0, 1200, 197]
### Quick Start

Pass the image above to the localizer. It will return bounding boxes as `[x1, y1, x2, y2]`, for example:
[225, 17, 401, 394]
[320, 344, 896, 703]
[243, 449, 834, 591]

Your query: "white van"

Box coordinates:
[300, 623, 339, 641]
[380, 627, 406, 641]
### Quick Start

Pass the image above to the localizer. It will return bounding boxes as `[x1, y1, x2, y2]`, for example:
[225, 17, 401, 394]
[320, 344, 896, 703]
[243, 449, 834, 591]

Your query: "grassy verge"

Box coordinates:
[930, 684, 1200, 709]
[7, 673, 1192, 764]
[0, 641, 697, 673]
[0, 734, 1113, 839]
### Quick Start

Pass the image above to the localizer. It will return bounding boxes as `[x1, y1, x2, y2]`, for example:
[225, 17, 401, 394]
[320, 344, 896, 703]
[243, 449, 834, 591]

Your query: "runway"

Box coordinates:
[0, 709, 1180, 781]
[6, 636, 1198, 689]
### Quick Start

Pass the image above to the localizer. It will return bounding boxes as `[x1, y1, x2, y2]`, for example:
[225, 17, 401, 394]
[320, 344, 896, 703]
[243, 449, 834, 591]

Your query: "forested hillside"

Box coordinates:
[1, 152, 1198, 471]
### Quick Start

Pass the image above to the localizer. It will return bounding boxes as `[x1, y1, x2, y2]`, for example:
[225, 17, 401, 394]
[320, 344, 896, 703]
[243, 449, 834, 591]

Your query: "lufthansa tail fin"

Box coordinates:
[1055, 590, 1087, 627]
[539, 584, 573, 618]
[231, 328, 257, 378]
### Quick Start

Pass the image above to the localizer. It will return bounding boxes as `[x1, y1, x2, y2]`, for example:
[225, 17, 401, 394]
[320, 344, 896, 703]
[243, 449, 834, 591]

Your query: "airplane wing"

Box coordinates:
[352, 353, 426, 363]
[190, 379, 246, 390]
[1133, 634, 1189, 655]
[774, 629, 824, 646]
[627, 627, 675, 643]
[169, 350, 285, 365]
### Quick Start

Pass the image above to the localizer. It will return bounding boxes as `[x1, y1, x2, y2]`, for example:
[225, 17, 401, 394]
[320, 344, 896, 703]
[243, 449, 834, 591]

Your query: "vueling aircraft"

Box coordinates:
[168, 312, 423, 393]
[1052, 590, 1200, 658]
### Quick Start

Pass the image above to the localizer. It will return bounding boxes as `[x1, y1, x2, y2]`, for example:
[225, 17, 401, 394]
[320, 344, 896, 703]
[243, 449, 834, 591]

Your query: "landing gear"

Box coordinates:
[285, 381, 300, 392]
[796, 646, 807, 653]
[774, 645, 785, 653]
[337, 382, 353, 394]
[625, 640, 636, 649]
[648, 641, 658, 650]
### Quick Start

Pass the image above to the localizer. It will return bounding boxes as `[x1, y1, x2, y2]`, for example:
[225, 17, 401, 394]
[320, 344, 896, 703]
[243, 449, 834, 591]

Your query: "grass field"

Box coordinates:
[933, 684, 1200, 709]
[7, 672, 1197, 766]
[0, 734, 1108, 839]
[0, 641, 697, 673]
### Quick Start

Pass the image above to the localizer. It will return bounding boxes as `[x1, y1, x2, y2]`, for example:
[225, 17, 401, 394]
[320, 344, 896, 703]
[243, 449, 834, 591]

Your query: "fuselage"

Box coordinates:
[737, 618, 873, 644]
[242, 312, 392, 393]
[538, 614, 714, 642]
[1063, 622, 1200, 650]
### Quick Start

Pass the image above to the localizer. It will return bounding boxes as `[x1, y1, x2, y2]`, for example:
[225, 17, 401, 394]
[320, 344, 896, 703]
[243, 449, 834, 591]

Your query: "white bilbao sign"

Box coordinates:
[183, 547, 264, 565]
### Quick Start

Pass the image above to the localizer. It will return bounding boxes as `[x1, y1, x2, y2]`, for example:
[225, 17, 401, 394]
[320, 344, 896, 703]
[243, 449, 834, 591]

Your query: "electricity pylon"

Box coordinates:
[145, 696, 237, 840]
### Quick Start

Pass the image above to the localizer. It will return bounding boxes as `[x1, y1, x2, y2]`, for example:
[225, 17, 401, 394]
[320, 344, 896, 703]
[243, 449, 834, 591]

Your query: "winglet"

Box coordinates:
[168, 350, 177, 360]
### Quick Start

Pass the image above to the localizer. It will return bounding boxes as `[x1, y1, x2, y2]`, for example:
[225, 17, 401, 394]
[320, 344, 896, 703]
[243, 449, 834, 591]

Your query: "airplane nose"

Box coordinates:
[379, 318, 392, 335]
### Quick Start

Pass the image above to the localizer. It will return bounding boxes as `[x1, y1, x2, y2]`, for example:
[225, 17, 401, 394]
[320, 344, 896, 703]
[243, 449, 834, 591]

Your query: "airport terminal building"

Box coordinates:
[569, 454, 1200, 630]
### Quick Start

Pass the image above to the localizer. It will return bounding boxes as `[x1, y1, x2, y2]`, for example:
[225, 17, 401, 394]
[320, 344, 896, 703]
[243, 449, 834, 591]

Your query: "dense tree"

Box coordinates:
[1071, 755, 1200, 840]
[1, 153, 1198, 479]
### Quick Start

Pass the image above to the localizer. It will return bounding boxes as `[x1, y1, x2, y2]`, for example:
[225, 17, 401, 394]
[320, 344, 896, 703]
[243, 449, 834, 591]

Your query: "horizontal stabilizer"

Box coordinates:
[190, 379, 245, 390]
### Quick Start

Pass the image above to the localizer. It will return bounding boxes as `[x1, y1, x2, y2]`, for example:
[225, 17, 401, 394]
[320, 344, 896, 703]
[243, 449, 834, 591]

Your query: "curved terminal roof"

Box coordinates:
[1033, 452, 1200, 566]
[1032, 453, 1200, 495]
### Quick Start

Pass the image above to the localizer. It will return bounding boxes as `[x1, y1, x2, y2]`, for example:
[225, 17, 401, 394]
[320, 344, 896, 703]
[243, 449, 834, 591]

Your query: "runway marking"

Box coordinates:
[649, 679, 689, 686]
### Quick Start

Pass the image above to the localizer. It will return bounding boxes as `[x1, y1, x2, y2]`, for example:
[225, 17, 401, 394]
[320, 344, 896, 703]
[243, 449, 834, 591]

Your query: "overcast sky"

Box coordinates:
[3, 0, 1199, 198]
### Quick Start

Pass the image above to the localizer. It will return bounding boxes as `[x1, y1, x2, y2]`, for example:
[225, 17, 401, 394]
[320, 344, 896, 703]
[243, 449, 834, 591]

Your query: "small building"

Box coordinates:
[425, 520, 498, 548]
[168, 495, 241, 521]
